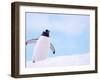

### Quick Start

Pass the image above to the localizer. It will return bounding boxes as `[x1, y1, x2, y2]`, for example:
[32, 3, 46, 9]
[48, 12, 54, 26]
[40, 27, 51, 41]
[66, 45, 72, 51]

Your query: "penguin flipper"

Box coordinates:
[26, 38, 38, 45]
[50, 43, 55, 54]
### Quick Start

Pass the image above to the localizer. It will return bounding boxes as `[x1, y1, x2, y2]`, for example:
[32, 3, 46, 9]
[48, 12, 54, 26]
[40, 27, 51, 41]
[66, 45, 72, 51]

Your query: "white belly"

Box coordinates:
[32, 36, 50, 62]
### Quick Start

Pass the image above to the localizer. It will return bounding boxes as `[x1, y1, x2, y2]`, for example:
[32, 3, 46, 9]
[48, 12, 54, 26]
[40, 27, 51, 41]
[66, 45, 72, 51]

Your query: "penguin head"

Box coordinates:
[41, 29, 50, 37]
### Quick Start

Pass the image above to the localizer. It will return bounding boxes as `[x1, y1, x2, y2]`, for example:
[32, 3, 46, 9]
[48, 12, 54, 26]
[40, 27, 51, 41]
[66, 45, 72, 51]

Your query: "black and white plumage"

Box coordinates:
[26, 30, 55, 63]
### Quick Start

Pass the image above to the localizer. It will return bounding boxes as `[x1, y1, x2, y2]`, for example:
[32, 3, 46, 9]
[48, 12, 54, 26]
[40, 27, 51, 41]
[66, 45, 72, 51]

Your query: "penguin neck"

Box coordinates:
[38, 36, 49, 41]
[41, 35, 49, 38]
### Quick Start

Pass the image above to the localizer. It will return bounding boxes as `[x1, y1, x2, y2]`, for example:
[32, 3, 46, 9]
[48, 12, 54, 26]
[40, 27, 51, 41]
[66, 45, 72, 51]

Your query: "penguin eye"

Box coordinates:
[45, 29, 50, 33]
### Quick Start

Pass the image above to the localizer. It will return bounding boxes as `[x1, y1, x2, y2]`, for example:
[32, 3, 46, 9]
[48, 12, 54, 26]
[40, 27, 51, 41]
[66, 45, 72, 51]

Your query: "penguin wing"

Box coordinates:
[26, 38, 38, 45]
[50, 43, 55, 54]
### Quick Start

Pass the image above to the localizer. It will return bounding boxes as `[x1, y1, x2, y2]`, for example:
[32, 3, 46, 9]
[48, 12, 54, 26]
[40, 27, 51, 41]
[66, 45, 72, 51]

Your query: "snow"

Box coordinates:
[26, 53, 90, 68]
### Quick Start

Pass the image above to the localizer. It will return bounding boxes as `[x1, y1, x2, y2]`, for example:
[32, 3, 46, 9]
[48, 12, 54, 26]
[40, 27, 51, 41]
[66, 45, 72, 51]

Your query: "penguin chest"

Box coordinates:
[33, 36, 50, 61]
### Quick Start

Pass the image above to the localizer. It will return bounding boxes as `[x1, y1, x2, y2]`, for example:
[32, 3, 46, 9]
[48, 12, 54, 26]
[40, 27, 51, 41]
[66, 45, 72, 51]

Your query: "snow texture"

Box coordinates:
[26, 53, 90, 68]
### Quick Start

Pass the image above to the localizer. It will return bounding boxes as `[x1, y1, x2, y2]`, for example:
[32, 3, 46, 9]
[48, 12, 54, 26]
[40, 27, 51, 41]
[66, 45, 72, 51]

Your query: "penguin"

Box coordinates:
[26, 29, 55, 63]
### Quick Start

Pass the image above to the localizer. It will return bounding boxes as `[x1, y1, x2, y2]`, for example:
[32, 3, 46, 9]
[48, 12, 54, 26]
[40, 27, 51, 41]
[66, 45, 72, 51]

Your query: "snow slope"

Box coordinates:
[26, 53, 90, 68]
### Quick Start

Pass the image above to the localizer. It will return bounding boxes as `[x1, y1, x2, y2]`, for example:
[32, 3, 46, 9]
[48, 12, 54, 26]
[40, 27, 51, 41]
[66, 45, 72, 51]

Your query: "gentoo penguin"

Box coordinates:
[26, 29, 55, 63]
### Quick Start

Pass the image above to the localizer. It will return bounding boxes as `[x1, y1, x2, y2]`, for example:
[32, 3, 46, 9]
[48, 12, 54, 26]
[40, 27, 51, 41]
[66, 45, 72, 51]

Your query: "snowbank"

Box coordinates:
[26, 53, 90, 68]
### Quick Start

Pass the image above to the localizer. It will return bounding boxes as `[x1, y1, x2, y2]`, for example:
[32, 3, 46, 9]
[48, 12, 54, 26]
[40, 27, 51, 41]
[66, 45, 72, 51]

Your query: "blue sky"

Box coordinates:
[25, 12, 90, 61]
